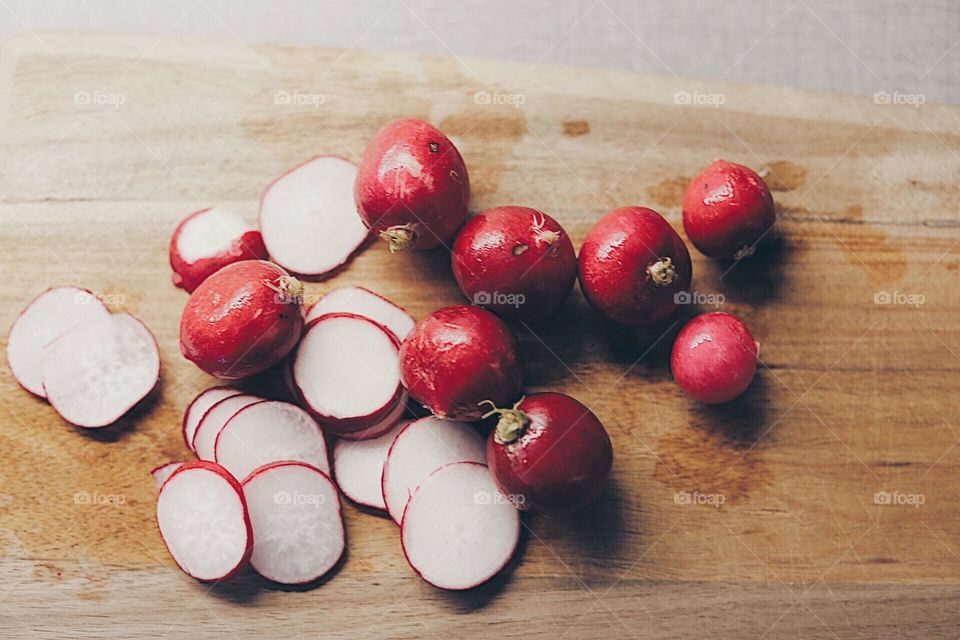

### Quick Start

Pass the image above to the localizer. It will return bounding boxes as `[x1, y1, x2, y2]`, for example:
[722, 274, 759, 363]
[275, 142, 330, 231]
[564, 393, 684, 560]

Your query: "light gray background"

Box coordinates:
[0, 0, 957, 102]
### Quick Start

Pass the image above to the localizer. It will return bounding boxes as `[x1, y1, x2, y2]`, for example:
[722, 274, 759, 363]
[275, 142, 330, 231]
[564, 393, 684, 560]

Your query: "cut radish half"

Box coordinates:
[334, 419, 409, 510]
[334, 390, 407, 442]
[259, 156, 369, 279]
[381, 416, 486, 524]
[151, 462, 184, 489]
[7, 287, 111, 398]
[156, 461, 252, 582]
[192, 394, 262, 461]
[215, 400, 330, 481]
[169, 207, 268, 292]
[242, 461, 345, 585]
[42, 313, 160, 428]
[401, 461, 520, 590]
[182, 386, 242, 451]
[305, 287, 415, 341]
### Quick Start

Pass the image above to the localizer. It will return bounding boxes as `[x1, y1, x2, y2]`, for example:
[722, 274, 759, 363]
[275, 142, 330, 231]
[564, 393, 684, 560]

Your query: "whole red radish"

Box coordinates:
[180, 260, 304, 379]
[682, 159, 775, 259]
[451, 206, 577, 322]
[484, 393, 612, 513]
[355, 117, 469, 252]
[671, 312, 758, 404]
[400, 305, 521, 421]
[578, 207, 692, 325]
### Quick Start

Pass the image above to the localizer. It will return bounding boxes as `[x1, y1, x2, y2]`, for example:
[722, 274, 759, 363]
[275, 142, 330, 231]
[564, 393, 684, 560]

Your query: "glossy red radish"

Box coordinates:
[169, 207, 268, 292]
[7, 287, 110, 398]
[401, 461, 520, 590]
[578, 206, 692, 325]
[355, 117, 469, 251]
[259, 156, 369, 278]
[305, 286, 415, 340]
[42, 314, 160, 428]
[182, 386, 242, 451]
[451, 206, 577, 322]
[333, 419, 409, 510]
[683, 159, 776, 260]
[242, 461, 345, 585]
[381, 416, 485, 523]
[400, 305, 522, 421]
[333, 392, 407, 441]
[484, 393, 613, 513]
[156, 461, 252, 582]
[192, 394, 262, 461]
[151, 462, 184, 489]
[671, 312, 758, 404]
[180, 260, 304, 379]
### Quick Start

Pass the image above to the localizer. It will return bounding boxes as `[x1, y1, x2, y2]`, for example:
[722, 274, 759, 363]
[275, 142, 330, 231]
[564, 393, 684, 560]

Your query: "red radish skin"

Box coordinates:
[399, 305, 522, 421]
[305, 286, 416, 341]
[484, 393, 613, 513]
[333, 392, 408, 442]
[169, 207, 268, 292]
[333, 419, 409, 510]
[151, 462, 184, 490]
[451, 206, 577, 322]
[355, 117, 469, 252]
[179, 260, 304, 380]
[192, 394, 263, 461]
[578, 207, 692, 325]
[671, 312, 759, 404]
[682, 159, 776, 260]
[181, 386, 242, 451]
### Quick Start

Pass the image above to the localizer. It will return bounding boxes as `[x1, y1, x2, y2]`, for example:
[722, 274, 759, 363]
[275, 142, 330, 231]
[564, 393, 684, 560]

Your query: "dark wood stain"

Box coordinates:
[562, 120, 590, 137]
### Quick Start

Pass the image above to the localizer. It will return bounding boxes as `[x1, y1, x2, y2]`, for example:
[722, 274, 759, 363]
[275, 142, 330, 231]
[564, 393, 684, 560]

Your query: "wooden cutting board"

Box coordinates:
[1, 31, 959, 639]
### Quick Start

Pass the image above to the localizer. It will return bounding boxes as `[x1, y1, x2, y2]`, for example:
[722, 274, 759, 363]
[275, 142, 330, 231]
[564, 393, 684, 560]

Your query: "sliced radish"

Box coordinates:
[381, 416, 486, 523]
[334, 419, 409, 510]
[259, 156, 369, 279]
[169, 207, 268, 292]
[305, 286, 415, 340]
[182, 386, 242, 451]
[401, 461, 520, 590]
[192, 394, 262, 461]
[156, 461, 252, 582]
[7, 287, 111, 398]
[334, 390, 407, 442]
[42, 313, 160, 428]
[151, 462, 184, 489]
[215, 400, 330, 481]
[242, 461, 345, 584]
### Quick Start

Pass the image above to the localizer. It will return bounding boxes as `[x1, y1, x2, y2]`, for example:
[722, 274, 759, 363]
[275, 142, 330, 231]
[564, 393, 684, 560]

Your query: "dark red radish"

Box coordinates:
[578, 206, 692, 325]
[451, 206, 577, 322]
[671, 312, 758, 404]
[401, 461, 520, 590]
[682, 159, 776, 260]
[179, 260, 304, 379]
[259, 156, 369, 278]
[182, 386, 242, 451]
[381, 416, 485, 523]
[242, 461, 345, 585]
[7, 287, 110, 398]
[484, 393, 613, 513]
[305, 286, 415, 341]
[42, 313, 160, 428]
[151, 462, 184, 490]
[215, 400, 330, 481]
[169, 207, 268, 292]
[156, 461, 252, 582]
[355, 117, 469, 252]
[333, 419, 409, 510]
[192, 394, 262, 461]
[333, 392, 407, 441]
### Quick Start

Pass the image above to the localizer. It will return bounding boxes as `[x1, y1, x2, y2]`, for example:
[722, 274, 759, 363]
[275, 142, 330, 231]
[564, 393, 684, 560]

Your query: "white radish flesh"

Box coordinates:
[306, 286, 415, 340]
[182, 386, 242, 451]
[175, 207, 255, 264]
[333, 419, 409, 510]
[192, 394, 262, 461]
[151, 462, 184, 489]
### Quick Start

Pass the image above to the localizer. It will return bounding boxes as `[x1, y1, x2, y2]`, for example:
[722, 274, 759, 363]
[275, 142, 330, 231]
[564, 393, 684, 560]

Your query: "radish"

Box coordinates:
[484, 393, 613, 513]
[305, 286, 415, 341]
[150, 462, 184, 489]
[671, 312, 759, 404]
[578, 206, 692, 325]
[399, 305, 522, 421]
[242, 461, 345, 585]
[192, 394, 263, 461]
[355, 117, 469, 252]
[7, 287, 110, 398]
[401, 461, 520, 590]
[333, 419, 409, 510]
[333, 391, 407, 441]
[259, 156, 369, 278]
[683, 159, 776, 260]
[42, 313, 160, 428]
[214, 400, 330, 481]
[451, 206, 577, 322]
[156, 461, 252, 582]
[169, 207, 268, 292]
[381, 416, 485, 523]
[181, 386, 242, 452]
[180, 260, 304, 379]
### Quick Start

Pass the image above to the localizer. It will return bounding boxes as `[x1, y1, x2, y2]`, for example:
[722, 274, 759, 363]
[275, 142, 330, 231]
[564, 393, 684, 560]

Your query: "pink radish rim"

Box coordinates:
[181, 385, 242, 450]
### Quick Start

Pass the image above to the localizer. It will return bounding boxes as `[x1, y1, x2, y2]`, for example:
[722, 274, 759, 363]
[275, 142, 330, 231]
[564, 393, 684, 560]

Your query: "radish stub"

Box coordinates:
[176, 207, 255, 264]
[305, 286, 415, 340]
[333, 419, 409, 510]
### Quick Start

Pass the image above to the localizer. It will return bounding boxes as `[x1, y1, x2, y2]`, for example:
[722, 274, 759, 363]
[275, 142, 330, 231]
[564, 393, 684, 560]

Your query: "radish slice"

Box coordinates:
[156, 461, 252, 582]
[215, 400, 330, 481]
[305, 287, 415, 340]
[169, 207, 268, 292]
[259, 156, 369, 279]
[381, 416, 486, 523]
[334, 390, 407, 442]
[401, 461, 520, 590]
[182, 386, 242, 451]
[242, 461, 345, 584]
[151, 462, 184, 489]
[7, 287, 111, 398]
[42, 314, 160, 428]
[192, 394, 262, 461]
[334, 419, 409, 510]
